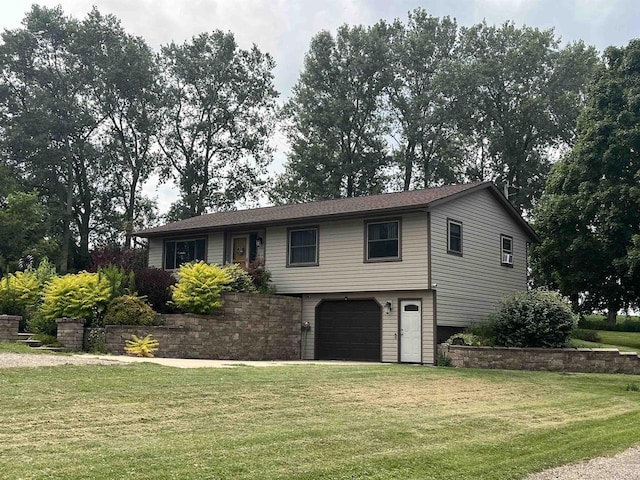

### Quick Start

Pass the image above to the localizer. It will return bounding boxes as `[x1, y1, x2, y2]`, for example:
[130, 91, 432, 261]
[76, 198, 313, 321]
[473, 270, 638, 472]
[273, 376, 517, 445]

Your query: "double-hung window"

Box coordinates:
[288, 227, 318, 266]
[501, 235, 514, 266]
[164, 238, 206, 270]
[447, 219, 463, 255]
[366, 220, 400, 261]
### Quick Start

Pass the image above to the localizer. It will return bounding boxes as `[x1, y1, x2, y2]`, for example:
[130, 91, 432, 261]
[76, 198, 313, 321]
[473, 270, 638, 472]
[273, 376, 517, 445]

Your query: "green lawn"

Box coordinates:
[1, 361, 640, 479]
[571, 330, 640, 352]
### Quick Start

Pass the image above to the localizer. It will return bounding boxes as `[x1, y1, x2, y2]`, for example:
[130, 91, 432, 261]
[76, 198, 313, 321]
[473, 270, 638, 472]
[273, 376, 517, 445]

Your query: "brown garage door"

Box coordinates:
[316, 300, 381, 361]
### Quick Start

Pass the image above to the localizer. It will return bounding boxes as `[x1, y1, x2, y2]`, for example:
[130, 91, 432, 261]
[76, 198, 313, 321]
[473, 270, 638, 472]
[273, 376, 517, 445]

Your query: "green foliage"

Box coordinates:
[33, 333, 62, 347]
[627, 383, 639, 392]
[0, 271, 40, 315]
[579, 314, 640, 332]
[445, 332, 485, 346]
[40, 272, 112, 323]
[97, 264, 135, 301]
[86, 328, 106, 353]
[487, 289, 577, 348]
[465, 323, 497, 346]
[436, 353, 453, 367]
[158, 31, 277, 220]
[103, 295, 157, 326]
[222, 264, 256, 293]
[457, 24, 598, 211]
[274, 23, 392, 203]
[571, 328, 601, 343]
[171, 261, 231, 314]
[387, 11, 463, 190]
[532, 39, 640, 321]
[27, 315, 57, 336]
[125, 334, 159, 357]
[0, 191, 51, 275]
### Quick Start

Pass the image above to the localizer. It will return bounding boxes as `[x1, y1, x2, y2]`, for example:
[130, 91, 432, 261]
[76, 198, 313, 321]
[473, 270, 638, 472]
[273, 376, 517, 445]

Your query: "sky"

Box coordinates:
[2, 0, 639, 213]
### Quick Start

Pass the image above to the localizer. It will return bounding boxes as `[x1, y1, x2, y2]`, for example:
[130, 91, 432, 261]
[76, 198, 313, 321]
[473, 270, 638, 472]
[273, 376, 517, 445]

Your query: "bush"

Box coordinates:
[86, 328, 106, 353]
[40, 272, 112, 323]
[571, 328, 602, 343]
[487, 289, 577, 348]
[0, 271, 41, 315]
[222, 263, 257, 293]
[247, 259, 276, 294]
[171, 261, 231, 314]
[134, 267, 177, 313]
[97, 264, 135, 301]
[103, 295, 157, 326]
[27, 314, 57, 336]
[445, 332, 486, 346]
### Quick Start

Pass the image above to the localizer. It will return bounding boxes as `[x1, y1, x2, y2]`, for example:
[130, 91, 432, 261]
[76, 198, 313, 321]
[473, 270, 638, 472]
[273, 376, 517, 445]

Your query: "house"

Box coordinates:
[135, 181, 537, 365]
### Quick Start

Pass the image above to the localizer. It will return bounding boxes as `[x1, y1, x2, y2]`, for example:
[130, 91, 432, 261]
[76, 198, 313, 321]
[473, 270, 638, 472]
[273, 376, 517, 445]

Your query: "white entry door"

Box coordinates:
[400, 300, 421, 363]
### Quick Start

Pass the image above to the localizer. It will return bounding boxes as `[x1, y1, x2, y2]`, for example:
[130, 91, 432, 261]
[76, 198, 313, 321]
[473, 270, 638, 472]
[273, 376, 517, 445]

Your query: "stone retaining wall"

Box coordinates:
[0, 315, 20, 342]
[105, 293, 302, 360]
[438, 343, 640, 374]
[56, 318, 85, 351]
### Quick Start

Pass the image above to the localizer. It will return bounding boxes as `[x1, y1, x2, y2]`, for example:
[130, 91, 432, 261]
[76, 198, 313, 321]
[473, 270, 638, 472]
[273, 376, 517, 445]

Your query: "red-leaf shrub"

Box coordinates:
[134, 267, 177, 313]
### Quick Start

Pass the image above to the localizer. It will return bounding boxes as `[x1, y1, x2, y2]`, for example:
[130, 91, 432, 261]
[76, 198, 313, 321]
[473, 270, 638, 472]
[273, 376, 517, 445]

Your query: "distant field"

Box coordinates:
[1, 361, 640, 479]
[571, 330, 640, 352]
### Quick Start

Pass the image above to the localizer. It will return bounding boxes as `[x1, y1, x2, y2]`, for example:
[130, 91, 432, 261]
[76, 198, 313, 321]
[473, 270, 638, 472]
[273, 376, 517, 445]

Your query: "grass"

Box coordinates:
[1, 363, 640, 479]
[570, 330, 640, 353]
[0, 341, 69, 354]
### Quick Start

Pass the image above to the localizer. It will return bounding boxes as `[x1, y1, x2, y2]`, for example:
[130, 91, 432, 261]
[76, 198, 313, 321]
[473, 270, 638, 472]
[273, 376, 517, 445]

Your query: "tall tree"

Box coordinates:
[157, 31, 277, 220]
[532, 39, 640, 323]
[387, 10, 464, 191]
[77, 8, 160, 247]
[0, 6, 103, 271]
[457, 22, 599, 211]
[274, 23, 392, 203]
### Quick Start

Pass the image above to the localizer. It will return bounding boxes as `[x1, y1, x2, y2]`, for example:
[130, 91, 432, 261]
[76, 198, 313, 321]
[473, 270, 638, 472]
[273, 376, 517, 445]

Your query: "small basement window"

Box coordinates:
[501, 235, 513, 266]
[164, 238, 206, 270]
[447, 219, 463, 255]
[366, 220, 400, 261]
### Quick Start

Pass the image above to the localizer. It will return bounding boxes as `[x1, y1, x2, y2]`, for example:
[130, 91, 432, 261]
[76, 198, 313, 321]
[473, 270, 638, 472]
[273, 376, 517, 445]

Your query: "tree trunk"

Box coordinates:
[607, 308, 618, 326]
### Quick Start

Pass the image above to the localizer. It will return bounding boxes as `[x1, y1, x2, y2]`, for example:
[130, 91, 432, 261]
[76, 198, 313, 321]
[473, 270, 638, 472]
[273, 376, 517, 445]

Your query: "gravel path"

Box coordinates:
[525, 446, 640, 479]
[0, 352, 119, 368]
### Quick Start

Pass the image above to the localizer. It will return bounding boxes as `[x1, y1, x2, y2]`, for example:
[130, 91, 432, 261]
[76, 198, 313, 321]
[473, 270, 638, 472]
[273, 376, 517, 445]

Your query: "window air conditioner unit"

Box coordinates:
[502, 253, 513, 265]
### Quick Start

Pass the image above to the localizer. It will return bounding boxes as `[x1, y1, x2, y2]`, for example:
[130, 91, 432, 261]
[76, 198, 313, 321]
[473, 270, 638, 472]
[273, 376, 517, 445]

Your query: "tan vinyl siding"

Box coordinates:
[148, 238, 163, 268]
[301, 290, 435, 364]
[267, 213, 429, 294]
[430, 189, 529, 327]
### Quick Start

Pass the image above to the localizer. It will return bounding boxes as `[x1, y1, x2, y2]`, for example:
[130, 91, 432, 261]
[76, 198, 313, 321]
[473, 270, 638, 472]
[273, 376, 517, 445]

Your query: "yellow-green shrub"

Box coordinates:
[222, 263, 257, 293]
[40, 272, 112, 322]
[103, 295, 157, 326]
[171, 261, 231, 314]
[0, 271, 41, 314]
[125, 334, 159, 357]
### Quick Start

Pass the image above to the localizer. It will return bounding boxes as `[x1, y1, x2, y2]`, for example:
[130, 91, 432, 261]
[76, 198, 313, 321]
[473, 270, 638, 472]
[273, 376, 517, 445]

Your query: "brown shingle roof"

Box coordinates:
[135, 181, 537, 240]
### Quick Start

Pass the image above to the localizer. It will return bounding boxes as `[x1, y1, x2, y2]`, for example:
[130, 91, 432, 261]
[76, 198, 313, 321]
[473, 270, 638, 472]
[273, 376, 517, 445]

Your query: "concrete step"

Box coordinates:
[18, 339, 43, 348]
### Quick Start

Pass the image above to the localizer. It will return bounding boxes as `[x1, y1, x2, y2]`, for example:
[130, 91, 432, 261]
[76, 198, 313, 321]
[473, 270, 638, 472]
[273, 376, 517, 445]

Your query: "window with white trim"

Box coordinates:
[164, 238, 206, 270]
[366, 220, 400, 261]
[501, 235, 513, 266]
[288, 228, 318, 266]
[447, 219, 463, 255]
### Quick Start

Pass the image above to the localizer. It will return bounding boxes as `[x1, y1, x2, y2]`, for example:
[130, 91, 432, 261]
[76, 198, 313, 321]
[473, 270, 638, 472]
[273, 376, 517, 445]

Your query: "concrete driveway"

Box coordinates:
[80, 354, 381, 369]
